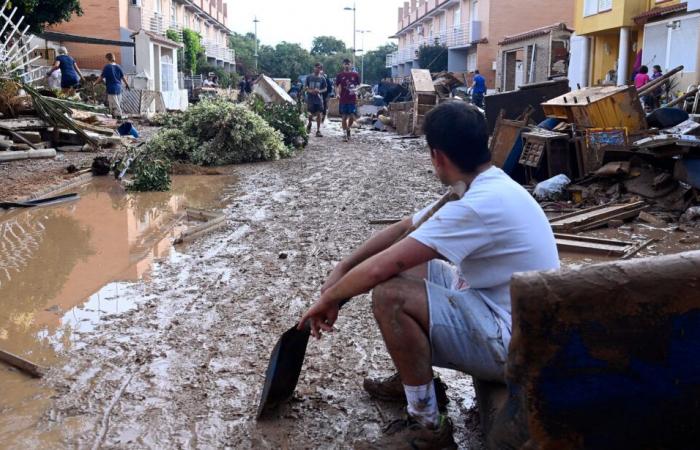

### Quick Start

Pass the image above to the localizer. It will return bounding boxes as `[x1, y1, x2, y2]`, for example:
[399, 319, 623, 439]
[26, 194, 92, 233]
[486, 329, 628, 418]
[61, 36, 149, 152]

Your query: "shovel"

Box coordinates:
[256, 181, 467, 419]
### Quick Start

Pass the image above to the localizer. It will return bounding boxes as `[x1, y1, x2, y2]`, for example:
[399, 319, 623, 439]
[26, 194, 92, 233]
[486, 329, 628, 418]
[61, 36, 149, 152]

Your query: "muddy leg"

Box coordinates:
[372, 276, 432, 386]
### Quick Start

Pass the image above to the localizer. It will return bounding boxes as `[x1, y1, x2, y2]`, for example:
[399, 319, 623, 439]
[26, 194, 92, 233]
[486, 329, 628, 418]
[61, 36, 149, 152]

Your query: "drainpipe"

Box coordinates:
[580, 35, 590, 88]
[617, 26, 630, 86]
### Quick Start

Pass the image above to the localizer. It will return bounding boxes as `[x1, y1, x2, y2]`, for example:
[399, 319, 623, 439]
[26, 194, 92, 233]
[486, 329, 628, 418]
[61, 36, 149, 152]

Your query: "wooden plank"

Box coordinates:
[0, 348, 44, 378]
[574, 206, 647, 232]
[411, 69, 435, 94]
[555, 236, 629, 256]
[554, 233, 634, 246]
[550, 202, 646, 232]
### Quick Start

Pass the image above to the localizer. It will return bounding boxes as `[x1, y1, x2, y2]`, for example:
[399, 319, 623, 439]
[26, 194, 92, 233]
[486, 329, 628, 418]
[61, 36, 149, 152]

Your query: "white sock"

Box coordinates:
[403, 381, 439, 428]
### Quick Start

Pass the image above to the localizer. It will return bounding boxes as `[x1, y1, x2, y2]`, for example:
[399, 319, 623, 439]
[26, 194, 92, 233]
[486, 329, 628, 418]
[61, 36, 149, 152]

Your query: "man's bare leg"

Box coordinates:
[372, 275, 432, 386]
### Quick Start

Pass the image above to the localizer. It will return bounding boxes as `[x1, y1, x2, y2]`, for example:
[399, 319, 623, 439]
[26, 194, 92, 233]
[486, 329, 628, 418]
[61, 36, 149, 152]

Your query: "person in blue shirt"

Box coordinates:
[471, 70, 487, 109]
[46, 47, 84, 92]
[94, 53, 130, 119]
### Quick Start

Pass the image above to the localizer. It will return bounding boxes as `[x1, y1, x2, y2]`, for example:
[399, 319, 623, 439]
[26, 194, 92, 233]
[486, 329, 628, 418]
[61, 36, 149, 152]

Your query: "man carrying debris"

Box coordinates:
[471, 70, 486, 109]
[305, 63, 327, 138]
[335, 58, 360, 142]
[95, 53, 129, 120]
[299, 101, 559, 448]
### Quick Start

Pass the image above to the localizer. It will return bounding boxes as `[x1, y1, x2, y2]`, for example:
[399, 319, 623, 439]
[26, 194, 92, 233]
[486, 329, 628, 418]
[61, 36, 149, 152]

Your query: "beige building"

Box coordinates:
[387, 0, 574, 90]
[48, 0, 235, 73]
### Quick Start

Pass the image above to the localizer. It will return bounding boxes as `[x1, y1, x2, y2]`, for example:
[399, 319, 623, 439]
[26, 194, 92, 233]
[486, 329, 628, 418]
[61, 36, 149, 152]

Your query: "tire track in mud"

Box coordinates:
[44, 122, 484, 449]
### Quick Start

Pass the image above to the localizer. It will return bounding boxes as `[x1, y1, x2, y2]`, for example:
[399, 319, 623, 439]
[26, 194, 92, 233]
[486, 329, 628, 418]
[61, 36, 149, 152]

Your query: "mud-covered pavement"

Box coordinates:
[19, 122, 484, 449]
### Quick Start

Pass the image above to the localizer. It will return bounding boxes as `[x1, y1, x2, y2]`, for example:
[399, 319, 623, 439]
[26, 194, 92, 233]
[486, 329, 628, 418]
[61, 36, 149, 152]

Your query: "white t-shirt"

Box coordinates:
[410, 166, 560, 333]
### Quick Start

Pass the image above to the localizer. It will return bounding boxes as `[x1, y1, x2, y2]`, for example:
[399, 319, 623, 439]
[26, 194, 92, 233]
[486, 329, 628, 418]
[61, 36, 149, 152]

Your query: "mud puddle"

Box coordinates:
[0, 174, 235, 446]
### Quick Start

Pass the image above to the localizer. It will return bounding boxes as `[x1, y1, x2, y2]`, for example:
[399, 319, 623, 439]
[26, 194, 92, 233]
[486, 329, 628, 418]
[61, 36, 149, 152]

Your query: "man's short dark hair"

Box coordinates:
[423, 101, 490, 173]
[342, 58, 351, 64]
[474, 70, 480, 75]
[105, 53, 115, 62]
[314, 62, 322, 68]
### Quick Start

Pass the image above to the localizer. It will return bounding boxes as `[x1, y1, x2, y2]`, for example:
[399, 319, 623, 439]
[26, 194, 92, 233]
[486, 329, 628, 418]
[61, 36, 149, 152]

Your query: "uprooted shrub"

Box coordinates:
[144, 128, 198, 162]
[249, 96, 308, 149]
[128, 154, 172, 192]
[183, 100, 288, 165]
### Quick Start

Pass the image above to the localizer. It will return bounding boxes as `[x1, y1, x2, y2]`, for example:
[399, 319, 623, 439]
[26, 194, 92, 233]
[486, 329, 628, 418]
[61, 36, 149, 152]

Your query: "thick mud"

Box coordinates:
[4, 120, 698, 449]
[0, 174, 235, 448]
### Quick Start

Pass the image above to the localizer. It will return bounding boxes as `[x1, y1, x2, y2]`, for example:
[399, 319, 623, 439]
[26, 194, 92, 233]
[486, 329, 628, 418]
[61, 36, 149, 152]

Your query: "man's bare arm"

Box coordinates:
[337, 216, 412, 272]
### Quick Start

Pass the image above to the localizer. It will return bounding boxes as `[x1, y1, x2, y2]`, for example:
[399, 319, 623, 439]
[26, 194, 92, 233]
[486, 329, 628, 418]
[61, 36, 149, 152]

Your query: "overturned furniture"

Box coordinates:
[410, 69, 437, 136]
[476, 250, 700, 449]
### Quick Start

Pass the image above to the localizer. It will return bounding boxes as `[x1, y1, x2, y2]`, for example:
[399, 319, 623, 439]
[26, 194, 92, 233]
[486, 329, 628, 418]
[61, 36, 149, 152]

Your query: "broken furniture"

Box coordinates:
[543, 85, 648, 133]
[253, 75, 296, 105]
[490, 109, 532, 174]
[476, 250, 700, 449]
[410, 69, 437, 136]
[520, 129, 579, 182]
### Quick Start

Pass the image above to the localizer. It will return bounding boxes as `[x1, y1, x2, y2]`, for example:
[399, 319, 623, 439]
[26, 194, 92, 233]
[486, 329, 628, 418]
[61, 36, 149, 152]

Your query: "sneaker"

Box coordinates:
[355, 414, 457, 450]
[316, 130, 323, 137]
[346, 129, 352, 140]
[363, 373, 450, 412]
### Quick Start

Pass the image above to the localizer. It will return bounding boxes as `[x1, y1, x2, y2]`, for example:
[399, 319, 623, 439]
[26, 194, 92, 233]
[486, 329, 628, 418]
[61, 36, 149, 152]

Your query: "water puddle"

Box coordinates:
[0, 174, 234, 447]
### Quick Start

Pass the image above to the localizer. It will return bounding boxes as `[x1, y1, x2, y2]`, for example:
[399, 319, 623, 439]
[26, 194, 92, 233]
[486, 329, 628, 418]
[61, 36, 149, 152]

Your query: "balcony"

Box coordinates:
[202, 39, 235, 64]
[386, 52, 398, 68]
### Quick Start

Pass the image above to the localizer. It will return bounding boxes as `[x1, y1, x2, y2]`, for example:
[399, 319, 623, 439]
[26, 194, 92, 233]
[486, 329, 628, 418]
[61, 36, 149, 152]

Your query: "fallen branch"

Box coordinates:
[91, 372, 133, 450]
[0, 348, 44, 378]
[0, 124, 37, 149]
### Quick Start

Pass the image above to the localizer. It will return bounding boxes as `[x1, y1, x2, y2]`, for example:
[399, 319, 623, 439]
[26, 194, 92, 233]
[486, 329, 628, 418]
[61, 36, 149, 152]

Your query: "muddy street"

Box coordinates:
[1, 123, 484, 449]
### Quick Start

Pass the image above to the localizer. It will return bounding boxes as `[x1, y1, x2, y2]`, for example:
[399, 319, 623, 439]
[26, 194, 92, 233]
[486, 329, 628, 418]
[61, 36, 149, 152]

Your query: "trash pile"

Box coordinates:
[0, 80, 129, 164]
[486, 66, 700, 256]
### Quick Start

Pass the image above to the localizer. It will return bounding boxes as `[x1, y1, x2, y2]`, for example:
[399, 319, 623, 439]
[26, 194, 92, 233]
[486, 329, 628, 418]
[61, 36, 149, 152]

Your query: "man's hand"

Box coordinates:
[298, 295, 341, 339]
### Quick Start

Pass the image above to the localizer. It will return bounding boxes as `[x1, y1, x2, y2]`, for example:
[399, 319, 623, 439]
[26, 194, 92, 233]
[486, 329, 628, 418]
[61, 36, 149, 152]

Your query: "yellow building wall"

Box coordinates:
[574, 0, 675, 35]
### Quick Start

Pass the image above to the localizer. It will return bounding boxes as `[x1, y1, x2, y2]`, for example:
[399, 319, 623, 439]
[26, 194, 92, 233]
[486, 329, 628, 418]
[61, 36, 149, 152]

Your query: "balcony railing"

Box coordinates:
[202, 39, 235, 64]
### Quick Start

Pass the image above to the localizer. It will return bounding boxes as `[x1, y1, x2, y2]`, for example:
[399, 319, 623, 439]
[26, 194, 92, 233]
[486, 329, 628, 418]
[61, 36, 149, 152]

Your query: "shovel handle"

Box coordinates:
[335, 181, 467, 312]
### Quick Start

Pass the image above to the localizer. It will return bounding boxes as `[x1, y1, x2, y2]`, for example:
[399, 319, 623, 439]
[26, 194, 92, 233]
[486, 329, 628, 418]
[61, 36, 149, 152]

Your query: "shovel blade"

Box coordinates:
[256, 323, 311, 419]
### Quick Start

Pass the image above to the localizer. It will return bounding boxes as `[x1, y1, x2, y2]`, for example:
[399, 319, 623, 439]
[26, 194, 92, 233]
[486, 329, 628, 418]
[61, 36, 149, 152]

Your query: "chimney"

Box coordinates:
[411, 0, 418, 12]
[403, 2, 409, 16]
[398, 6, 403, 22]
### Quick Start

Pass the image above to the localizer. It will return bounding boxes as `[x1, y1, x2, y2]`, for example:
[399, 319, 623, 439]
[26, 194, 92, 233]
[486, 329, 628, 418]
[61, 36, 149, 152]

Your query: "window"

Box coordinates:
[154, 0, 161, 14]
[454, 7, 461, 29]
[161, 54, 174, 91]
[584, 0, 612, 16]
[471, 0, 478, 22]
[170, 2, 176, 23]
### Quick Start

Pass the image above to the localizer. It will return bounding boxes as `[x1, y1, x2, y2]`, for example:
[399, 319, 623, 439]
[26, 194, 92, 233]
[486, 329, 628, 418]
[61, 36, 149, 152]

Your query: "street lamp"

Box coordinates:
[343, 2, 356, 69]
[357, 30, 371, 84]
[253, 16, 261, 72]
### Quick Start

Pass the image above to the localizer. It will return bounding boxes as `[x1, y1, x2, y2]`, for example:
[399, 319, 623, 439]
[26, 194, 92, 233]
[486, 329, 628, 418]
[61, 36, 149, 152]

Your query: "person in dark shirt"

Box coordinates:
[471, 70, 486, 109]
[320, 65, 332, 123]
[95, 53, 129, 119]
[305, 63, 328, 137]
[46, 47, 84, 92]
[335, 58, 360, 142]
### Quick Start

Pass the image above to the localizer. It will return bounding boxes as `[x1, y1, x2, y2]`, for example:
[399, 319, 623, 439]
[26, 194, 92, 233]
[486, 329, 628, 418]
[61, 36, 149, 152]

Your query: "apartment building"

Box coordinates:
[387, 0, 574, 89]
[48, 0, 234, 73]
[571, 0, 700, 89]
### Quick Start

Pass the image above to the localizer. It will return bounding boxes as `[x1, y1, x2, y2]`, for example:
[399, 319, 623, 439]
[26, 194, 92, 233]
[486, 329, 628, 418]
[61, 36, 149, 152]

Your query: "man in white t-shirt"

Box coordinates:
[299, 101, 559, 449]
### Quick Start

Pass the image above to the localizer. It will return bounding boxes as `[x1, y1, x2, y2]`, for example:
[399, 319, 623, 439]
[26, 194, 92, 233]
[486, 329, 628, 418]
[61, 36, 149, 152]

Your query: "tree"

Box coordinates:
[362, 43, 397, 85]
[229, 32, 258, 76]
[258, 42, 312, 82]
[417, 43, 448, 72]
[182, 29, 204, 75]
[10, 0, 82, 34]
[311, 36, 347, 55]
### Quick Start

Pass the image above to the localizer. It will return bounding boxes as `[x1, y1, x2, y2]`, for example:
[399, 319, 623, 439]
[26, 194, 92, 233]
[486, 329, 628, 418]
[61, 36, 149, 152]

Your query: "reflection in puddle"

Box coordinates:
[0, 174, 234, 447]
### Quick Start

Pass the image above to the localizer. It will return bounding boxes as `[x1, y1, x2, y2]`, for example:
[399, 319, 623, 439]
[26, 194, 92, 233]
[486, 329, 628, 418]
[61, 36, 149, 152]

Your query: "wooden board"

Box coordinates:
[549, 202, 646, 232]
[411, 69, 435, 94]
[555, 233, 635, 256]
[490, 112, 528, 168]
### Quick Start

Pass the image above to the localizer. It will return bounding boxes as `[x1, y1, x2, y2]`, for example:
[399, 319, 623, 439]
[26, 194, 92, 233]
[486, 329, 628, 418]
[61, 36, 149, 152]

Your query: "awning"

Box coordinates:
[633, 2, 688, 24]
[499, 23, 573, 46]
[38, 31, 135, 47]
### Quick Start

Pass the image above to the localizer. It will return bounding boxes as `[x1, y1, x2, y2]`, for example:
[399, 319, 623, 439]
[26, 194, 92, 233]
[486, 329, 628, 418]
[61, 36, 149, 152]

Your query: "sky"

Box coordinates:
[226, 0, 403, 53]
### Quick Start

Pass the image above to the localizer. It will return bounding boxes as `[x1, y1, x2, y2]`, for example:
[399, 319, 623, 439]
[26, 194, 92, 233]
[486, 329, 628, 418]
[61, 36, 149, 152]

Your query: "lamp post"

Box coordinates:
[343, 2, 356, 69]
[358, 30, 371, 84]
[253, 16, 260, 72]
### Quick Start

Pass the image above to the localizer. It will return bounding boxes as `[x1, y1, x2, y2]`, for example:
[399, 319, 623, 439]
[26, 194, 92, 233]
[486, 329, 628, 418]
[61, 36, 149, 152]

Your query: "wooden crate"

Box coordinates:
[542, 85, 647, 132]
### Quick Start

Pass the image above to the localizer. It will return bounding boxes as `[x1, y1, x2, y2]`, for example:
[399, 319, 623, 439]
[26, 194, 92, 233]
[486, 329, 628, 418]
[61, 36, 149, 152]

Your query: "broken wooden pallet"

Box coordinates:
[555, 233, 654, 258]
[549, 202, 647, 232]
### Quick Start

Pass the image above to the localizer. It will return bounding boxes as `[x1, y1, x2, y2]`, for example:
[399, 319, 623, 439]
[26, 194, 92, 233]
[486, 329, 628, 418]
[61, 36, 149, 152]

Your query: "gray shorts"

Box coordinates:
[425, 260, 509, 382]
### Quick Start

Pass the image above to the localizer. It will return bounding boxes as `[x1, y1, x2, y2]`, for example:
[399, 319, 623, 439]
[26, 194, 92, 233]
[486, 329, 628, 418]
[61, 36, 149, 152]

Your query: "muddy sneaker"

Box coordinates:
[355, 414, 457, 450]
[346, 129, 352, 140]
[316, 130, 323, 137]
[363, 373, 450, 412]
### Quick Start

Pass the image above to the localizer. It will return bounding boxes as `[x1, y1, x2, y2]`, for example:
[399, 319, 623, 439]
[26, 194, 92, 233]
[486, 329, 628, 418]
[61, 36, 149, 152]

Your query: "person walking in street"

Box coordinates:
[94, 53, 129, 120]
[46, 47, 84, 93]
[635, 66, 653, 111]
[305, 62, 327, 138]
[298, 101, 559, 448]
[335, 58, 360, 142]
[470, 70, 486, 109]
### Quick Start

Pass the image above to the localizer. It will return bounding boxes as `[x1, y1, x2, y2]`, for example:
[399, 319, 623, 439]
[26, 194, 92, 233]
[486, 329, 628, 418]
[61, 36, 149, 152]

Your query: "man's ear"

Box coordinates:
[431, 148, 447, 169]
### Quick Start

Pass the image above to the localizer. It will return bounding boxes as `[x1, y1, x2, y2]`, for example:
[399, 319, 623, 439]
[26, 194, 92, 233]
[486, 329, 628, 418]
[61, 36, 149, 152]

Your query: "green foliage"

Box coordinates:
[229, 32, 258, 76]
[128, 154, 172, 192]
[185, 99, 287, 165]
[258, 42, 312, 81]
[363, 43, 397, 85]
[249, 96, 308, 149]
[149, 111, 184, 128]
[417, 44, 448, 72]
[144, 128, 197, 162]
[10, 0, 82, 34]
[316, 52, 354, 79]
[182, 29, 204, 75]
[196, 60, 237, 88]
[311, 36, 347, 55]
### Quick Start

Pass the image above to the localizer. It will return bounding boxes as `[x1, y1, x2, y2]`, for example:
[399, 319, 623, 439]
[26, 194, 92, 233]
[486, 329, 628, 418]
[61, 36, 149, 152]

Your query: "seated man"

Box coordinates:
[299, 101, 559, 448]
